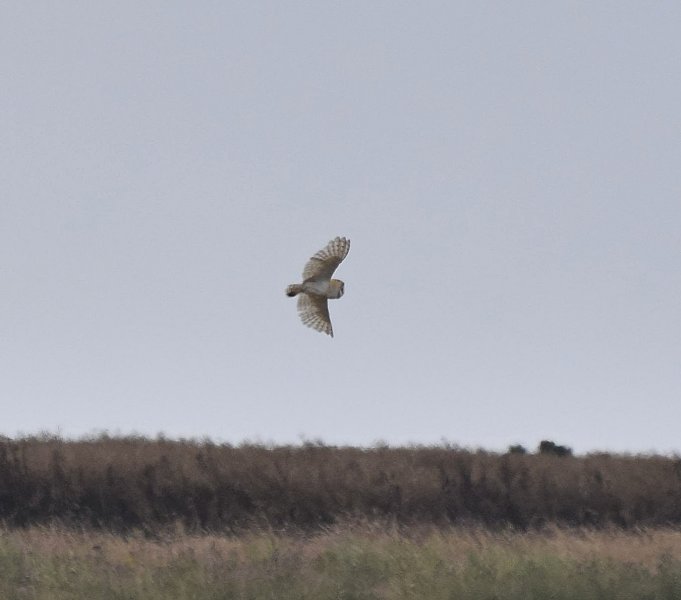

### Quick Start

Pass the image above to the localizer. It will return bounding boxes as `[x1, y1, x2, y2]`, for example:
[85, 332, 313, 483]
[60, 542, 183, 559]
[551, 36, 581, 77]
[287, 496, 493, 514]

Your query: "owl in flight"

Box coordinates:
[286, 236, 350, 337]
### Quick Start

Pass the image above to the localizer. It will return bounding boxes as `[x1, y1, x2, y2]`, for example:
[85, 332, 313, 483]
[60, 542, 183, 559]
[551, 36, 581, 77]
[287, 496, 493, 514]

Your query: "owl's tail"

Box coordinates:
[286, 284, 303, 297]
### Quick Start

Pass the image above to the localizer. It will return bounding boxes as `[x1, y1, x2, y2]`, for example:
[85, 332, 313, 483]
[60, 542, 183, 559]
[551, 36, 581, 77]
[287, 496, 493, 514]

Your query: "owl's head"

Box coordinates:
[329, 279, 345, 299]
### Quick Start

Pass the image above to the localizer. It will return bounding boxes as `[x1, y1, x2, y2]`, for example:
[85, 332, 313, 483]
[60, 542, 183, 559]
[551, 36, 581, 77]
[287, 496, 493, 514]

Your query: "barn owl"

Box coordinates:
[285, 236, 350, 337]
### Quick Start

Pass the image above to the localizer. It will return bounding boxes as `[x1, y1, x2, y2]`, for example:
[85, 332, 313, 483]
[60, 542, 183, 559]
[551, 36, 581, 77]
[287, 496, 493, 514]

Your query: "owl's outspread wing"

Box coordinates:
[302, 236, 350, 281]
[297, 293, 334, 336]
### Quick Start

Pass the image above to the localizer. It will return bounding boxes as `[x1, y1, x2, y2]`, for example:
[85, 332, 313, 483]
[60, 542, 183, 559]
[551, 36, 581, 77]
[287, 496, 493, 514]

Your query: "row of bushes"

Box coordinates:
[0, 435, 679, 531]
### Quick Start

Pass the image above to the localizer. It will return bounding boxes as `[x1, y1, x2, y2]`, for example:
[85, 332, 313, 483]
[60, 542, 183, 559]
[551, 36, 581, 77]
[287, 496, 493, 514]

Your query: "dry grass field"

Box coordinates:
[2, 524, 681, 598]
[3, 436, 681, 597]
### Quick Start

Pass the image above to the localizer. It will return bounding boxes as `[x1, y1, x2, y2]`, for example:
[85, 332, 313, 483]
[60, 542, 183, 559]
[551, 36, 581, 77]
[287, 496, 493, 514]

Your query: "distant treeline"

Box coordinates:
[0, 435, 680, 532]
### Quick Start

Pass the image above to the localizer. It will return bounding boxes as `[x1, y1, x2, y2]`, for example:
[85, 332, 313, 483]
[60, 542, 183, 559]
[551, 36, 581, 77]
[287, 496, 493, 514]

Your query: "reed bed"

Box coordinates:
[2, 435, 681, 532]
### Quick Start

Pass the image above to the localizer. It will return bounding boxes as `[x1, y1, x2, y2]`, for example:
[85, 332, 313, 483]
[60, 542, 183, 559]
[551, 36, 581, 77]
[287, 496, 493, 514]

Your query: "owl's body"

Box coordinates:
[286, 278, 344, 298]
[286, 236, 350, 337]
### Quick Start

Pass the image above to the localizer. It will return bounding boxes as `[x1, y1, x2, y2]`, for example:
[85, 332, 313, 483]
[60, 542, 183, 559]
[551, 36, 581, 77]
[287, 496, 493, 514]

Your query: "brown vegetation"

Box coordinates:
[0, 435, 680, 532]
[5, 524, 681, 598]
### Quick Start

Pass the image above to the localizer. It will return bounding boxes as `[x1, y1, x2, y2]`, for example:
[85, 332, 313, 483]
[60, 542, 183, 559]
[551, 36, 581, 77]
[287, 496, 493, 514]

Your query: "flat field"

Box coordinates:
[3, 525, 681, 599]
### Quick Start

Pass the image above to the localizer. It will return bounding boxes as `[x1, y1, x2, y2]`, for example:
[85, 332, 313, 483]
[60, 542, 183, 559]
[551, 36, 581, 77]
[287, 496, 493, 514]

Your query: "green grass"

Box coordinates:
[2, 525, 681, 599]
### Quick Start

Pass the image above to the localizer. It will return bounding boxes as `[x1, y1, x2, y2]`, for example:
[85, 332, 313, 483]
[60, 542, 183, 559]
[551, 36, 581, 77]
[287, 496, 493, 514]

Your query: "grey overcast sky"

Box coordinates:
[2, 3, 680, 454]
